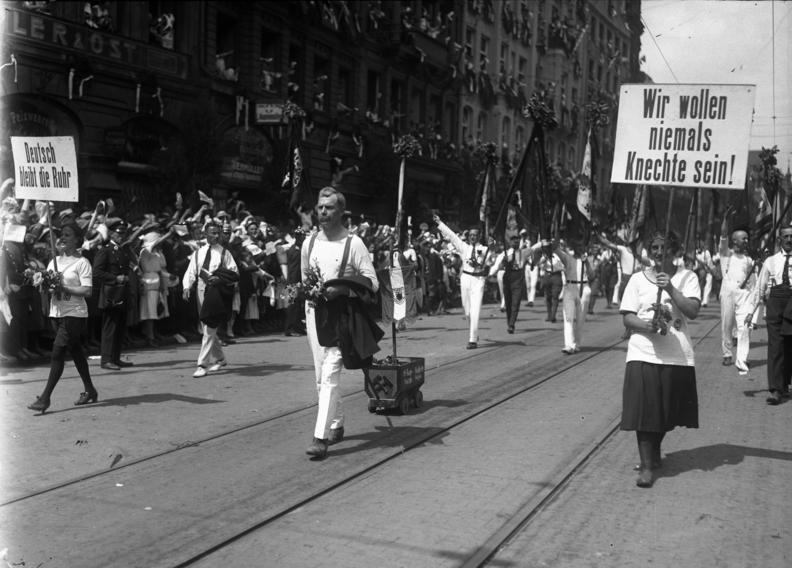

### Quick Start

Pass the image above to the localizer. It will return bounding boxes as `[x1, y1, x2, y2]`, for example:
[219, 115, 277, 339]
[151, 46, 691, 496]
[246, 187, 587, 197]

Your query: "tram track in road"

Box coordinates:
[0, 340, 517, 508]
[7, 317, 719, 568]
[173, 335, 633, 567]
[174, 320, 726, 568]
[471, 318, 721, 568]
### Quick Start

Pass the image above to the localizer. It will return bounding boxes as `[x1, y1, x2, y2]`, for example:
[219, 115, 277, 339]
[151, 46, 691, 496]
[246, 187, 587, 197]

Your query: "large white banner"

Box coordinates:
[10, 136, 79, 202]
[611, 84, 755, 190]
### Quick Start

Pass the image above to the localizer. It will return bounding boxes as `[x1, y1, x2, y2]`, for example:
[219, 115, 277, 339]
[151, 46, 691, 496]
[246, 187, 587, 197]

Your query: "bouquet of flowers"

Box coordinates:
[301, 263, 325, 307]
[24, 267, 65, 298]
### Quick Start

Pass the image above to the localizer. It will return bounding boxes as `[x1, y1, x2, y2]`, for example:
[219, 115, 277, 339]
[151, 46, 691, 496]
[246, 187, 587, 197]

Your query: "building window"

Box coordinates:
[367, 70, 383, 119]
[410, 87, 424, 129]
[429, 94, 442, 129]
[462, 105, 473, 146]
[313, 55, 330, 111]
[479, 34, 490, 68]
[287, 45, 303, 103]
[149, 1, 177, 48]
[518, 56, 527, 82]
[465, 26, 475, 57]
[391, 79, 405, 133]
[501, 116, 512, 152]
[477, 111, 488, 141]
[500, 41, 509, 72]
[444, 101, 456, 142]
[338, 67, 353, 108]
[260, 29, 280, 92]
[214, 10, 238, 81]
[515, 125, 525, 154]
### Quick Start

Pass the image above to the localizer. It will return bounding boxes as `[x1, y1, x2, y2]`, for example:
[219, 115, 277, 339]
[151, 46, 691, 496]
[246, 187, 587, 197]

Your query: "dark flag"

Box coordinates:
[284, 135, 314, 212]
[492, 123, 550, 242]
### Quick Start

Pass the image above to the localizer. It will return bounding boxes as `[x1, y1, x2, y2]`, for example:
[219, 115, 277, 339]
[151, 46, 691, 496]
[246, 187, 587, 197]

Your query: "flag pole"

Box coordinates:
[390, 156, 407, 360]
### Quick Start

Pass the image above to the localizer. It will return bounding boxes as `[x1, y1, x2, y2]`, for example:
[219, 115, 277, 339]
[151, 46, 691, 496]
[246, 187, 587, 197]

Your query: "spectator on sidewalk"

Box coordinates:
[93, 218, 134, 371]
[619, 231, 701, 488]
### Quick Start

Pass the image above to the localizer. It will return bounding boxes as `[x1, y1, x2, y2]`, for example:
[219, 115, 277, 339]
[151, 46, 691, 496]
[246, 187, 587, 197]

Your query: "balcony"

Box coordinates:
[409, 31, 451, 68]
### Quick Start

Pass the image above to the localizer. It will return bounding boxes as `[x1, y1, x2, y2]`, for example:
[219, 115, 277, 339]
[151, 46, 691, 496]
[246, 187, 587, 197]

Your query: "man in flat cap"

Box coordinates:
[93, 217, 134, 370]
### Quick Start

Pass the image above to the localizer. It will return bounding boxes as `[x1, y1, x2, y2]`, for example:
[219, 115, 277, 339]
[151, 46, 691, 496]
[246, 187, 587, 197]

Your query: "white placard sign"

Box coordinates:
[611, 84, 755, 190]
[10, 136, 79, 202]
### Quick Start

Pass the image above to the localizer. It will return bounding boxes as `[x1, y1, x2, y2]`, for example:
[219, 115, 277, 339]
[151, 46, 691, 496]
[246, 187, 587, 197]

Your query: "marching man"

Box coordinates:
[554, 239, 591, 354]
[718, 207, 755, 373]
[433, 213, 488, 349]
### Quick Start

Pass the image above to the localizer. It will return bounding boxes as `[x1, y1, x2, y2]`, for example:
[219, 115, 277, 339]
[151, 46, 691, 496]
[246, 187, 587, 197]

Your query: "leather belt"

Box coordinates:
[566, 280, 586, 284]
[462, 270, 487, 277]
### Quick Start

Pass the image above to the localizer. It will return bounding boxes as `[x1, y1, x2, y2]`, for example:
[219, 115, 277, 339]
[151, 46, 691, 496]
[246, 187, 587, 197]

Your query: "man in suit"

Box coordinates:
[93, 218, 134, 370]
[497, 234, 528, 333]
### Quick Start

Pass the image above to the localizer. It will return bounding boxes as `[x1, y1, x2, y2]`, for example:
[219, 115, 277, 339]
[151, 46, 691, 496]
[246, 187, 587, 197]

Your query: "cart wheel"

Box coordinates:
[368, 401, 377, 413]
[399, 397, 410, 415]
[413, 390, 423, 408]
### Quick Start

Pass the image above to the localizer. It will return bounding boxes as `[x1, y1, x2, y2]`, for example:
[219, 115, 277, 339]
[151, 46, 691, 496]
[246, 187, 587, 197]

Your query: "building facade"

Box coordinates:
[1, 0, 642, 229]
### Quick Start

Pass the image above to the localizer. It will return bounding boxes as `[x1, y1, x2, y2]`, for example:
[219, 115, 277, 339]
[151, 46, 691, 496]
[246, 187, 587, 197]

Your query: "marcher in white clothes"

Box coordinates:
[182, 223, 238, 378]
[555, 240, 591, 353]
[434, 213, 488, 349]
[695, 239, 714, 307]
[303, 187, 378, 458]
[717, 208, 755, 372]
[489, 246, 506, 311]
[520, 230, 537, 306]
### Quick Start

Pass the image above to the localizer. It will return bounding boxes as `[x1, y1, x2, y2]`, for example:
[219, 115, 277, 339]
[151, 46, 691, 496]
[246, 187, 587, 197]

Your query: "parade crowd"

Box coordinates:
[2, 184, 791, 487]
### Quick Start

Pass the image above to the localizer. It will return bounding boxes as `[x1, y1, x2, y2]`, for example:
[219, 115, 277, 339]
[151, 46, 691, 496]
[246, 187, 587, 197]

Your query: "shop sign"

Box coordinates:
[4, 6, 189, 78]
[255, 103, 284, 124]
[219, 127, 273, 185]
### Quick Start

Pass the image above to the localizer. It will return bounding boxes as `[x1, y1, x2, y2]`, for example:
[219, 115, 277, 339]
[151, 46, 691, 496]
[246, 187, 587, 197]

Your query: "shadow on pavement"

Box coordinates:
[661, 443, 792, 478]
[326, 425, 450, 457]
[230, 363, 311, 377]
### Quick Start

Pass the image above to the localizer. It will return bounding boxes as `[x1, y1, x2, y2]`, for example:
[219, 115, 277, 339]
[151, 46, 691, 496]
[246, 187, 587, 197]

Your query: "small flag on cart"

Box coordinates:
[377, 252, 417, 325]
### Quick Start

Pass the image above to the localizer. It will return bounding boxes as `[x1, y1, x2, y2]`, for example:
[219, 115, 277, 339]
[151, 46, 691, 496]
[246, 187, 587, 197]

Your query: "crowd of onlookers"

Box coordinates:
[0, 191, 475, 365]
[0, 185, 735, 366]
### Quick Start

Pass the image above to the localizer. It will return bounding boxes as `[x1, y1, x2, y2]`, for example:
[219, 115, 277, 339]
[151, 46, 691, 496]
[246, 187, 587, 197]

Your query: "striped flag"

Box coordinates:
[377, 252, 418, 324]
[576, 128, 592, 221]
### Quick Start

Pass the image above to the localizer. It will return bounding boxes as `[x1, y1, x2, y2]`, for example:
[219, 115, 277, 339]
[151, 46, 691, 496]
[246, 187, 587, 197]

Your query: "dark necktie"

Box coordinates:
[469, 246, 476, 265]
[783, 254, 791, 286]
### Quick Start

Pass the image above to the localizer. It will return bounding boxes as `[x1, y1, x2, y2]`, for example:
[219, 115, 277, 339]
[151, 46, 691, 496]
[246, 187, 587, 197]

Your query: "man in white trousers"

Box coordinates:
[555, 240, 591, 354]
[520, 229, 537, 306]
[718, 209, 756, 372]
[434, 213, 488, 349]
[182, 223, 238, 378]
[303, 187, 378, 459]
[695, 237, 715, 307]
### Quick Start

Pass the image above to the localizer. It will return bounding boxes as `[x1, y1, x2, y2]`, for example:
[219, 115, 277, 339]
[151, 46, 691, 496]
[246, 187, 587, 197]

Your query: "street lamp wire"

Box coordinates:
[640, 16, 679, 83]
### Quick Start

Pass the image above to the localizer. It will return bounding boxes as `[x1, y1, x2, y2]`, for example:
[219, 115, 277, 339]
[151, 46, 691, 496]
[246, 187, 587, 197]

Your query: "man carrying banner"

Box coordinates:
[494, 233, 529, 333]
[752, 224, 792, 405]
[433, 213, 488, 349]
[303, 187, 379, 458]
[717, 208, 755, 372]
[531, 239, 565, 323]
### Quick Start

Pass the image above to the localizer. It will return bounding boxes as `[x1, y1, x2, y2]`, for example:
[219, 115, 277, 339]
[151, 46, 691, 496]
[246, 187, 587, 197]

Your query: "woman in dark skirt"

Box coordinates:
[619, 231, 701, 488]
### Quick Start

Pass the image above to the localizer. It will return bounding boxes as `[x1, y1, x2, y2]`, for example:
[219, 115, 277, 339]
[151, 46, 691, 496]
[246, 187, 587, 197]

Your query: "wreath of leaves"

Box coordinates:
[283, 101, 306, 121]
[523, 93, 558, 130]
[472, 141, 499, 166]
[393, 134, 422, 159]
[585, 100, 611, 127]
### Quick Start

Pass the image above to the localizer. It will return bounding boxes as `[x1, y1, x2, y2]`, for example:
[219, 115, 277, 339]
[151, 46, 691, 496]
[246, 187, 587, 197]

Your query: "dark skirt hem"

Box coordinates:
[620, 360, 699, 432]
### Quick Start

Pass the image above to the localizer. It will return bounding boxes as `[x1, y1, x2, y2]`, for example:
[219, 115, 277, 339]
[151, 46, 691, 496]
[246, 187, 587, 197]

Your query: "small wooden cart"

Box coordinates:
[365, 356, 425, 415]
